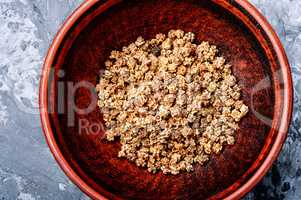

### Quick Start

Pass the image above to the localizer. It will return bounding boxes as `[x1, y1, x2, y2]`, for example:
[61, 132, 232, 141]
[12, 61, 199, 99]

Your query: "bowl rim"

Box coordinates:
[39, 0, 293, 199]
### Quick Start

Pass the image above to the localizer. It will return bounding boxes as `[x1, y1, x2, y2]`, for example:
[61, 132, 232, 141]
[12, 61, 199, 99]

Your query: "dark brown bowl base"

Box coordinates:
[41, 0, 292, 199]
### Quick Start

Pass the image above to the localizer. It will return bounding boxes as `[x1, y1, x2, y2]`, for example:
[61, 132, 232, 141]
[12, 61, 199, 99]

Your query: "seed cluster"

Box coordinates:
[96, 30, 248, 175]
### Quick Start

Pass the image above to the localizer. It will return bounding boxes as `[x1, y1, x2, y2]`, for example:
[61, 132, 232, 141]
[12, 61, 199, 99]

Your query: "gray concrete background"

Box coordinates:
[0, 0, 300, 199]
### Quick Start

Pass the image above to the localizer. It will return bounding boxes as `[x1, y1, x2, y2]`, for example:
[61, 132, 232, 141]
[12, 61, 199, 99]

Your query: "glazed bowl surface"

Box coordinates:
[40, 0, 293, 199]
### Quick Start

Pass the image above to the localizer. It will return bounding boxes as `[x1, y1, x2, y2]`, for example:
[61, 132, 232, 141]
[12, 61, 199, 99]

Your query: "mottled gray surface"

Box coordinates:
[0, 0, 300, 199]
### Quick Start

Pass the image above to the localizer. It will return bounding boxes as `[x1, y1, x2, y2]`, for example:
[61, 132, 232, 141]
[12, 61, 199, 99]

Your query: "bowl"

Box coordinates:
[39, 0, 293, 199]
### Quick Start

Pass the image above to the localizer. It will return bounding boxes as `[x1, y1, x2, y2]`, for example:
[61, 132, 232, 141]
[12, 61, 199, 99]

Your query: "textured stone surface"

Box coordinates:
[0, 0, 299, 199]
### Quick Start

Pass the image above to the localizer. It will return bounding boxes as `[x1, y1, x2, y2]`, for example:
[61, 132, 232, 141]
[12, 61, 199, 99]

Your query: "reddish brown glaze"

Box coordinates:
[40, 0, 293, 199]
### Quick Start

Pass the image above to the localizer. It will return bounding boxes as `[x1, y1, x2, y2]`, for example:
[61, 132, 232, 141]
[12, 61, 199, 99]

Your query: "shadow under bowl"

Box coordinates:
[40, 0, 293, 199]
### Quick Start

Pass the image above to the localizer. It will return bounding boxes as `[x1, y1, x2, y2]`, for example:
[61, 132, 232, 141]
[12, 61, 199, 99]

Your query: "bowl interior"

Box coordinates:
[47, 0, 277, 199]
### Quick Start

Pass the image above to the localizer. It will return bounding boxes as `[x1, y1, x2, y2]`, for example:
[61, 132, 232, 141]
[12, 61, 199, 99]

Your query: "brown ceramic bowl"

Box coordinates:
[40, 0, 293, 199]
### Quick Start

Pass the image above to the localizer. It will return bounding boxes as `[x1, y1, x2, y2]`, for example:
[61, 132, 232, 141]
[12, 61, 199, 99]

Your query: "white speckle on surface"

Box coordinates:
[17, 193, 36, 200]
[0, 96, 8, 126]
[19, 0, 28, 5]
[59, 183, 67, 191]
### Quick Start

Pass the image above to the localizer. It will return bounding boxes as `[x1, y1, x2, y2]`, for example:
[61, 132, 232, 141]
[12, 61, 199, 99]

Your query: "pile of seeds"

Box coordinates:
[96, 30, 248, 175]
